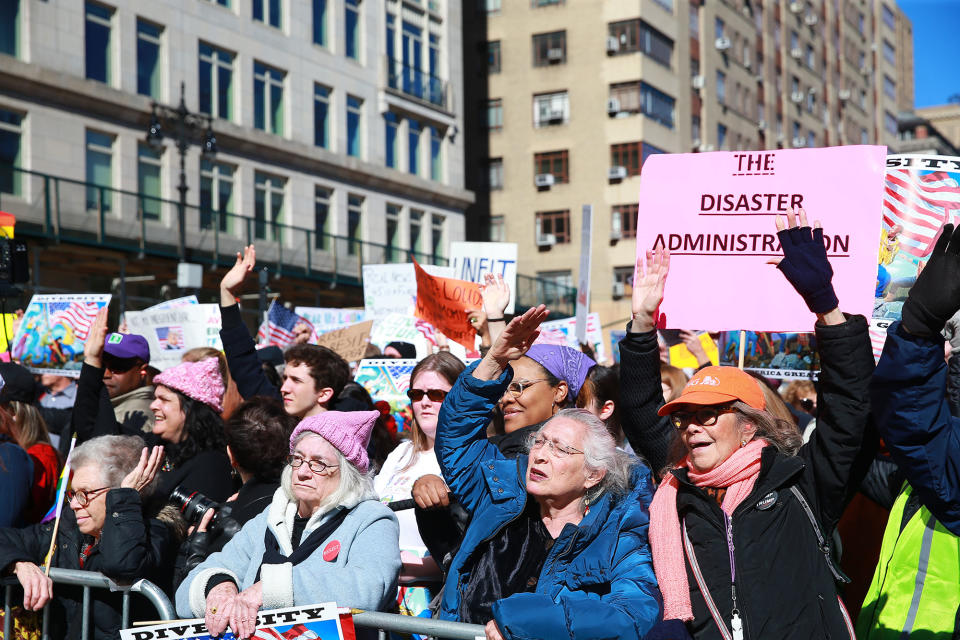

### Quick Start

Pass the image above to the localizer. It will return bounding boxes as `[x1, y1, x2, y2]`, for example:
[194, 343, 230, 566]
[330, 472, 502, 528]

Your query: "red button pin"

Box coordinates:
[323, 540, 341, 562]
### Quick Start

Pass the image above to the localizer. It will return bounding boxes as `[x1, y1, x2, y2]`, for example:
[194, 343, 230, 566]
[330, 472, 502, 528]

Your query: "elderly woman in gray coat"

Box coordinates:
[176, 410, 401, 639]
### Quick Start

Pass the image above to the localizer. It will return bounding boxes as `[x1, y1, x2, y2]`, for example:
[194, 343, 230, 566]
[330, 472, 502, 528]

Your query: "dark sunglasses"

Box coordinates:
[103, 356, 140, 374]
[669, 405, 737, 430]
[406, 388, 448, 402]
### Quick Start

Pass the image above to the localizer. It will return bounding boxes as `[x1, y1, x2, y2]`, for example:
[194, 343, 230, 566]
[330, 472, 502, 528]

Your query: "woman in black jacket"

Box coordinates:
[0, 435, 176, 640]
[635, 211, 874, 640]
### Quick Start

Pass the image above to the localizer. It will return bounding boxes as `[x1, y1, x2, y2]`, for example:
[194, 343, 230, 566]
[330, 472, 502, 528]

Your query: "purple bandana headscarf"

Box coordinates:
[524, 344, 597, 399]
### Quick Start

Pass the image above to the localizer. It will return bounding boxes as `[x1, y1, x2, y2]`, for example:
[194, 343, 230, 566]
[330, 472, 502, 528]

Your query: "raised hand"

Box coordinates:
[120, 446, 165, 493]
[902, 223, 960, 337]
[480, 273, 511, 318]
[220, 245, 256, 307]
[292, 322, 313, 345]
[83, 307, 110, 369]
[474, 305, 550, 381]
[630, 248, 670, 333]
[770, 207, 842, 324]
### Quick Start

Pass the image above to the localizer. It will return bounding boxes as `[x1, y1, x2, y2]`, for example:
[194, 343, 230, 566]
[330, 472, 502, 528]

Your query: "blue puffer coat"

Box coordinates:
[435, 362, 662, 640]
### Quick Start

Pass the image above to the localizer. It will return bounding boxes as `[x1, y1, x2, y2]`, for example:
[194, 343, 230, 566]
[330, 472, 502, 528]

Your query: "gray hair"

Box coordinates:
[282, 432, 376, 516]
[534, 408, 633, 513]
[70, 435, 157, 498]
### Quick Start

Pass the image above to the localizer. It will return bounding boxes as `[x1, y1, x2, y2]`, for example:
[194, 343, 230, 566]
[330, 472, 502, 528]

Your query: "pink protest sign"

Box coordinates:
[636, 146, 887, 331]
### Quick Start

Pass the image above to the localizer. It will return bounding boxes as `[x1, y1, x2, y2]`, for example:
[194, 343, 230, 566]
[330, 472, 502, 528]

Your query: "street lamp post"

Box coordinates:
[145, 81, 218, 261]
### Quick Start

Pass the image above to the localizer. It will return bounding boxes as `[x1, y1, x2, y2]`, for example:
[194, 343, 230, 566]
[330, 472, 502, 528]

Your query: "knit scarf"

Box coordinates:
[649, 438, 767, 622]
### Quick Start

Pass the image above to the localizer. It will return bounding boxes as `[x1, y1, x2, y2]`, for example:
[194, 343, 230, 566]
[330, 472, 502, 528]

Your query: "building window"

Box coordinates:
[805, 44, 814, 69]
[487, 98, 503, 131]
[532, 30, 566, 66]
[347, 95, 362, 158]
[483, 0, 501, 13]
[716, 70, 726, 105]
[885, 111, 898, 135]
[536, 270, 573, 307]
[253, 0, 281, 28]
[85, 2, 113, 84]
[882, 5, 896, 30]
[137, 145, 162, 221]
[609, 81, 675, 128]
[613, 266, 635, 290]
[409, 209, 425, 257]
[883, 75, 896, 100]
[789, 30, 798, 50]
[199, 43, 234, 121]
[536, 211, 571, 244]
[200, 159, 234, 232]
[408, 120, 421, 176]
[254, 62, 284, 135]
[714, 17, 724, 40]
[254, 172, 285, 241]
[312, 84, 331, 148]
[384, 112, 399, 168]
[533, 91, 569, 127]
[489, 215, 505, 242]
[612, 204, 638, 239]
[534, 150, 569, 183]
[608, 19, 673, 66]
[610, 142, 640, 176]
[717, 123, 727, 149]
[385, 203, 400, 261]
[347, 194, 363, 255]
[807, 130, 816, 148]
[488, 158, 503, 190]
[692, 114, 701, 141]
[652, 0, 672, 11]
[345, 0, 360, 60]
[883, 40, 895, 65]
[136, 19, 162, 99]
[205, 0, 231, 6]
[0, 108, 23, 196]
[861, 128, 869, 144]
[314, 186, 332, 250]
[431, 215, 445, 261]
[689, 3, 699, 39]
[430, 126, 443, 181]
[0, 0, 20, 57]
[487, 41, 501, 73]
[313, 0, 327, 45]
[85, 130, 114, 212]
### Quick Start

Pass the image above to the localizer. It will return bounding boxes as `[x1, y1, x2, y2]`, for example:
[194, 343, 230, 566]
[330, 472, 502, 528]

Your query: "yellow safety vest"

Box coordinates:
[856, 483, 960, 639]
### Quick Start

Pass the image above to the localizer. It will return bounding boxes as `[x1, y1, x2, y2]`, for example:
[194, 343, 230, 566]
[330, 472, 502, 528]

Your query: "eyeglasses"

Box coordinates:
[506, 379, 548, 398]
[669, 406, 737, 431]
[287, 454, 339, 475]
[406, 388, 447, 402]
[67, 486, 110, 507]
[528, 435, 584, 458]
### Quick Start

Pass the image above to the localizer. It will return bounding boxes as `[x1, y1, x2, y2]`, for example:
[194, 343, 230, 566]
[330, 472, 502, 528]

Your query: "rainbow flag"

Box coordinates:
[42, 437, 75, 523]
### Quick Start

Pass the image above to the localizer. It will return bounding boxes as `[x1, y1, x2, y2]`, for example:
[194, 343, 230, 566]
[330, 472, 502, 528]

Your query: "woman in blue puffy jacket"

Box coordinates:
[434, 305, 661, 640]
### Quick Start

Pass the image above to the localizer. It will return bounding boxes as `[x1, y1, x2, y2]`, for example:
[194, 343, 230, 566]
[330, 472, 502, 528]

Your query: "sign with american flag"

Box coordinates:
[876, 154, 960, 325]
[11, 293, 111, 376]
[257, 300, 316, 348]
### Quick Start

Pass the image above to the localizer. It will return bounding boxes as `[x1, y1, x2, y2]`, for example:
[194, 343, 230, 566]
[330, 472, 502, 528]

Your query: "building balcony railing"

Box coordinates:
[385, 57, 449, 110]
[0, 164, 575, 315]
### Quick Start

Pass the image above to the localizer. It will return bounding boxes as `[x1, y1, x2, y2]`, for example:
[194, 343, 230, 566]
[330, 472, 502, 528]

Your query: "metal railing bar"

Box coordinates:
[351, 610, 486, 640]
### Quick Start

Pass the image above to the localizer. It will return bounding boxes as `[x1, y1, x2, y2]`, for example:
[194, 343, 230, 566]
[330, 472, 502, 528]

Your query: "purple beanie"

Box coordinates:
[289, 410, 380, 473]
[524, 344, 597, 399]
[153, 358, 225, 413]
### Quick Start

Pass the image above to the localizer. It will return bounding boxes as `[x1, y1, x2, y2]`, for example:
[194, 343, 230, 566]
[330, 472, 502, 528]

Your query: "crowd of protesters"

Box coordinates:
[0, 210, 959, 640]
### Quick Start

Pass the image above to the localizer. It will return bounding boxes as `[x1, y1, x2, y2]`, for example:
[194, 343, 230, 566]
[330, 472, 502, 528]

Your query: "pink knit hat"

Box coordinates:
[153, 357, 225, 413]
[289, 410, 379, 473]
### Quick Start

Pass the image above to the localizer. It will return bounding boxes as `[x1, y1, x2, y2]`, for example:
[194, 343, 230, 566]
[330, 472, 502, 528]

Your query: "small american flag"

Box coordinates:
[414, 318, 437, 347]
[49, 301, 101, 340]
[884, 169, 960, 259]
[257, 300, 314, 348]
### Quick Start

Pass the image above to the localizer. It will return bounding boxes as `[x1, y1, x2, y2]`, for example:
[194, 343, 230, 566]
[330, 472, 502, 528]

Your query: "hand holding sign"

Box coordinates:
[630, 249, 670, 333]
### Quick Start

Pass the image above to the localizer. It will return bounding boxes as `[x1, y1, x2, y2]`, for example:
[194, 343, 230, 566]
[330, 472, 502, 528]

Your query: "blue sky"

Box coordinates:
[897, 0, 959, 107]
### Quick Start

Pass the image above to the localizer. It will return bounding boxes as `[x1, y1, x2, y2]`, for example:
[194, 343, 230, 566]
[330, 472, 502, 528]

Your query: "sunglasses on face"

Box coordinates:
[103, 357, 140, 374]
[406, 388, 448, 402]
[669, 405, 737, 431]
[506, 379, 548, 398]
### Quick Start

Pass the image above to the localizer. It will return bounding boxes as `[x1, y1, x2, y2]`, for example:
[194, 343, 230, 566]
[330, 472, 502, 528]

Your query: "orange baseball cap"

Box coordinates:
[658, 366, 766, 416]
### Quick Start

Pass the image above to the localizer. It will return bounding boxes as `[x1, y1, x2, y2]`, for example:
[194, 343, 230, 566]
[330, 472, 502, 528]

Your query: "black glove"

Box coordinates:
[776, 226, 839, 314]
[901, 223, 960, 337]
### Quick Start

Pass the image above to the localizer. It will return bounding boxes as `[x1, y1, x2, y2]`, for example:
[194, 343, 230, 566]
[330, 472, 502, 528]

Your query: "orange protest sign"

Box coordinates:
[413, 259, 482, 350]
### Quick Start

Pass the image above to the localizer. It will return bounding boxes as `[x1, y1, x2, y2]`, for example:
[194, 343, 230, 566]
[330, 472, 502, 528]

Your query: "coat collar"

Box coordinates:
[671, 446, 804, 498]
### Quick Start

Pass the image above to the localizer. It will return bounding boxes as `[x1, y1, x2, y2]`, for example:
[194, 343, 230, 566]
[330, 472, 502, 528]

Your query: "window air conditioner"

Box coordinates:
[547, 48, 564, 62]
[791, 91, 804, 103]
[692, 75, 705, 90]
[607, 98, 621, 116]
[699, 143, 715, 152]
[790, 47, 803, 59]
[606, 36, 619, 54]
[804, 14, 818, 26]
[715, 37, 732, 51]
[758, 119, 767, 130]
[534, 173, 555, 188]
[608, 166, 628, 181]
[789, 1, 804, 14]
[536, 233, 557, 247]
[838, 89, 851, 101]
[792, 136, 806, 147]
[546, 108, 564, 123]
[612, 281, 625, 299]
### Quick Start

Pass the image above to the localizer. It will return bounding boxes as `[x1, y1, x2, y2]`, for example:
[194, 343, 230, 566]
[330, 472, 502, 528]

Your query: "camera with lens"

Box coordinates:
[169, 486, 241, 540]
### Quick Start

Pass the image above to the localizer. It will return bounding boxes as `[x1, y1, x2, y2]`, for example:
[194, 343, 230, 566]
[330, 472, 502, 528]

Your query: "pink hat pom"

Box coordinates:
[289, 410, 380, 474]
[154, 357, 225, 413]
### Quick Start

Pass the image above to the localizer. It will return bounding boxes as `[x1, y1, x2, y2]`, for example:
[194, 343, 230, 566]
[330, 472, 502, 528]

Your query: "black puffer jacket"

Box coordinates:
[639, 315, 874, 640]
[0, 489, 177, 640]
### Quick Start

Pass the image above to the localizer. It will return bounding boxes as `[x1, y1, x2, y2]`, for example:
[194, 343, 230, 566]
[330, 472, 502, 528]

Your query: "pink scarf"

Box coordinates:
[649, 439, 767, 622]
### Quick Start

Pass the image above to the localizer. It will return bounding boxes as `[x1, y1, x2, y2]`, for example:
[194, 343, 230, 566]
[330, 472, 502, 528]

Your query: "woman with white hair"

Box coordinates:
[433, 306, 661, 640]
[175, 410, 401, 640]
[0, 435, 171, 640]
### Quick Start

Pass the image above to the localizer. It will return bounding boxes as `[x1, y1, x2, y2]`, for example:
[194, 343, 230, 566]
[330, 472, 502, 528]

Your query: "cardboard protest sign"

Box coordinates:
[609, 330, 626, 364]
[120, 603, 349, 640]
[636, 146, 887, 331]
[658, 330, 720, 369]
[874, 154, 960, 321]
[362, 263, 454, 320]
[413, 260, 481, 350]
[354, 358, 416, 433]
[315, 320, 374, 363]
[124, 304, 222, 371]
[718, 330, 819, 380]
[296, 307, 367, 335]
[12, 294, 111, 376]
[537, 313, 606, 363]
[449, 241, 518, 314]
[575, 205, 593, 344]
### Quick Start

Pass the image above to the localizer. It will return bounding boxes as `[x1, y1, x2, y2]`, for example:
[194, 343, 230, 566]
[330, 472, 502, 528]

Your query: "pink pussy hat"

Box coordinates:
[289, 410, 380, 474]
[153, 357, 225, 413]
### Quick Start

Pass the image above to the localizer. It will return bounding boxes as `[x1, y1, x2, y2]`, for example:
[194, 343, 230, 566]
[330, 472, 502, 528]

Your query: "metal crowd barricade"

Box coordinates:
[351, 610, 485, 640]
[1, 568, 175, 640]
